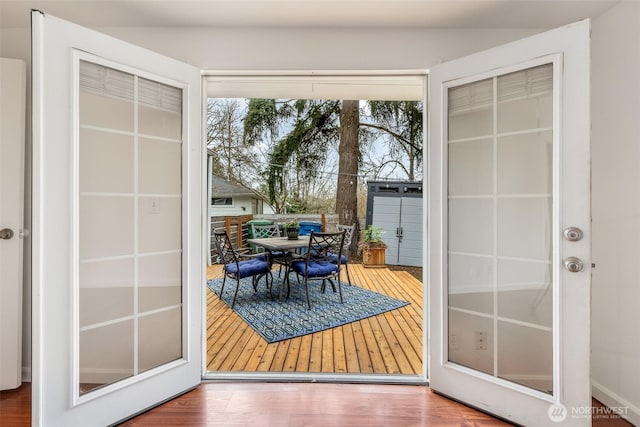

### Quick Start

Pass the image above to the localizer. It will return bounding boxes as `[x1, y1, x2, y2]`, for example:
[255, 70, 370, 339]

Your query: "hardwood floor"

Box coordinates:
[0, 382, 30, 427]
[206, 263, 424, 374]
[117, 382, 511, 426]
[3, 382, 633, 426]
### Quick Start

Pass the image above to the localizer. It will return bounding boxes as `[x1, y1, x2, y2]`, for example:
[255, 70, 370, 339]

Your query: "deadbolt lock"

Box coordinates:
[563, 227, 583, 242]
[564, 257, 584, 273]
[0, 228, 14, 240]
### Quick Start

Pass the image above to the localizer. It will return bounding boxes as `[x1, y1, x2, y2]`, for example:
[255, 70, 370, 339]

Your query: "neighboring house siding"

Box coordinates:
[208, 173, 274, 217]
[209, 195, 254, 217]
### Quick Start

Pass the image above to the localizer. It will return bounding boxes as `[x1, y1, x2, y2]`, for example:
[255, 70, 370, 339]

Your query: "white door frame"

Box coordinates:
[201, 72, 430, 384]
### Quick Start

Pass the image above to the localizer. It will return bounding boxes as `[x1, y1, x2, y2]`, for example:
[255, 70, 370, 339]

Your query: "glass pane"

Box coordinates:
[448, 78, 493, 140]
[138, 253, 182, 312]
[448, 138, 493, 196]
[497, 131, 552, 195]
[79, 258, 134, 327]
[138, 77, 182, 139]
[447, 63, 554, 394]
[79, 61, 134, 132]
[138, 138, 182, 194]
[448, 311, 493, 376]
[448, 198, 493, 255]
[138, 308, 182, 373]
[497, 64, 553, 133]
[79, 321, 134, 394]
[77, 60, 184, 396]
[497, 322, 553, 393]
[138, 197, 182, 253]
[449, 254, 493, 315]
[79, 128, 134, 193]
[79, 195, 134, 259]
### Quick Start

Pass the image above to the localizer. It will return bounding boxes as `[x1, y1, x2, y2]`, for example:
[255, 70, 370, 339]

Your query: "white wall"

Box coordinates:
[592, 1, 640, 424]
[3, 26, 538, 71]
[98, 27, 538, 71]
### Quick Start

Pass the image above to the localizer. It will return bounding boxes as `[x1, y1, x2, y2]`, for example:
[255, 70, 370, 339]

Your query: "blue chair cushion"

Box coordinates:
[291, 260, 339, 277]
[326, 253, 348, 264]
[225, 258, 270, 279]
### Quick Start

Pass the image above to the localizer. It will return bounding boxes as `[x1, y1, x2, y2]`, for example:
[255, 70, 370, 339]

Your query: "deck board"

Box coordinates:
[206, 263, 423, 375]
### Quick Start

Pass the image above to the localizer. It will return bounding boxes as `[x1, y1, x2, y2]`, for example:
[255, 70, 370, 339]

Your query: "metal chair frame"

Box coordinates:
[288, 230, 346, 309]
[335, 223, 355, 285]
[212, 228, 273, 308]
[251, 223, 288, 276]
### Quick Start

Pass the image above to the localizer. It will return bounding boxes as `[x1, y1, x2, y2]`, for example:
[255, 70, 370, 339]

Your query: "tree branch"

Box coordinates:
[359, 122, 422, 152]
[376, 159, 409, 178]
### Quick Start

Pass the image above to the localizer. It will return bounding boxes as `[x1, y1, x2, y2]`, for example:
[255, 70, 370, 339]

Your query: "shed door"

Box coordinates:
[371, 196, 400, 265]
[398, 197, 423, 267]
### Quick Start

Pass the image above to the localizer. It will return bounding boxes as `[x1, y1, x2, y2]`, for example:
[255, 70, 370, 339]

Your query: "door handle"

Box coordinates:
[0, 228, 14, 240]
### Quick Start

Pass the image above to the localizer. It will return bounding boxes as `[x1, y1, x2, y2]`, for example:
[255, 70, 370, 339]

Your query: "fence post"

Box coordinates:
[224, 216, 232, 238]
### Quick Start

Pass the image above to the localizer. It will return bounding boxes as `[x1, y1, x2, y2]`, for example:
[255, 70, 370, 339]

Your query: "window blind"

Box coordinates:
[80, 61, 182, 112]
[449, 63, 552, 113]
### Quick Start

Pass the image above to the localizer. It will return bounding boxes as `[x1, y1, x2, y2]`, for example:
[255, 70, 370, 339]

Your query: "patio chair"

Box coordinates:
[251, 223, 287, 275]
[289, 230, 346, 309]
[212, 228, 273, 308]
[335, 223, 355, 285]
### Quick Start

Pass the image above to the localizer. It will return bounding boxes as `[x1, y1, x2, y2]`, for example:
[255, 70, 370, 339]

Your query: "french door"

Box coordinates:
[428, 21, 591, 425]
[32, 12, 202, 426]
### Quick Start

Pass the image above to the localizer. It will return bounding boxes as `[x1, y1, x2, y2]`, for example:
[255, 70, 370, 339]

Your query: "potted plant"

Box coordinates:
[359, 225, 387, 268]
[284, 219, 300, 240]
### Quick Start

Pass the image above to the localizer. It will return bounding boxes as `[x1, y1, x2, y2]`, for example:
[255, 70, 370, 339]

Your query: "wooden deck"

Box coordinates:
[206, 263, 424, 374]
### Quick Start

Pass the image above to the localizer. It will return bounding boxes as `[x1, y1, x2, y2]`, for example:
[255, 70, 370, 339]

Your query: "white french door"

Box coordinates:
[32, 12, 202, 426]
[428, 21, 591, 425]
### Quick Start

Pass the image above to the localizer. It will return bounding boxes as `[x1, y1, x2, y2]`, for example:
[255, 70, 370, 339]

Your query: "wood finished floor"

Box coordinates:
[2, 382, 633, 426]
[206, 263, 424, 374]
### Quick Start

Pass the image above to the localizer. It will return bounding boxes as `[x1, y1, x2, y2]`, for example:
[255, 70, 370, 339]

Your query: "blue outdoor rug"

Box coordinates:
[207, 276, 409, 343]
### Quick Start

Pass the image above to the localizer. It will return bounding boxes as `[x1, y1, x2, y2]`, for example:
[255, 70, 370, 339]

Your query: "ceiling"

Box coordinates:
[0, 0, 619, 30]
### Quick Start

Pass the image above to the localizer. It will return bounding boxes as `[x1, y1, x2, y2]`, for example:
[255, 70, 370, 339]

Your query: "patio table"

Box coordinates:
[247, 236, 311, 300]
[247, 236, 310, 253]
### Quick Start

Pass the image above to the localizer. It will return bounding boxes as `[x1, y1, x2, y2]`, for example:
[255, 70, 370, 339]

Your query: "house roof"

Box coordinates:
[211, 174, 265, 200]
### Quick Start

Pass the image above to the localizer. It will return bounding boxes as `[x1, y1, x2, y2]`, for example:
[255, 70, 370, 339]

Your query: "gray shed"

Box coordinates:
[365, 181, 423, 267]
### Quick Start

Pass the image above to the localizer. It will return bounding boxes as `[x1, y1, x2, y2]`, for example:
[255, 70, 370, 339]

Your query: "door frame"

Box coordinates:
[200, 71, 430, 385]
